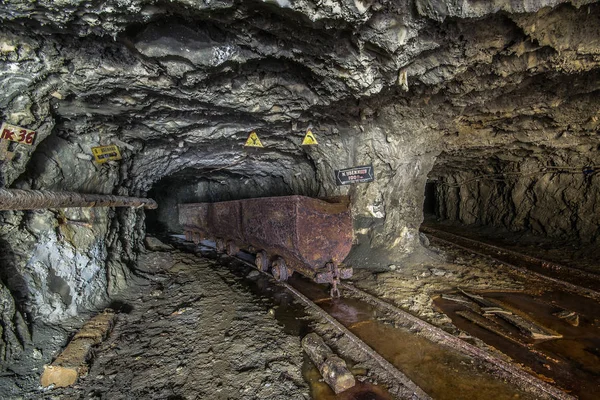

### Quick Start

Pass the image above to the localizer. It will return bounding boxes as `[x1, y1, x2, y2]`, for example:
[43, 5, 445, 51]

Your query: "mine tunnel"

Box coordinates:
[1, 1, 600, 399]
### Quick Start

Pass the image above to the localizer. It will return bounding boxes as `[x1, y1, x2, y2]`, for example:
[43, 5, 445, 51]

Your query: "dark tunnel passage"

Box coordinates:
[424, 153, 600, 245]
[422, 181, 436, 217]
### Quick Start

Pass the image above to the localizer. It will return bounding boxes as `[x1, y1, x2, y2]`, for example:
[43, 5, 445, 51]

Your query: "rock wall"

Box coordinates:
[0, 173, 144, 395]
[302, 105, 442, 265]
[432, 155, 600, 243]
[0, 33, 146, 392]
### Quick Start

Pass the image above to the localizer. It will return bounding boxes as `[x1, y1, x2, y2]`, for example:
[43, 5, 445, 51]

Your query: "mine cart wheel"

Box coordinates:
[255, 251, 269, 272]
[226, 241, 239, 256]
[272, 258, 292, 282]
[216, 238, 226, 253]
[192, 232, 201, 245]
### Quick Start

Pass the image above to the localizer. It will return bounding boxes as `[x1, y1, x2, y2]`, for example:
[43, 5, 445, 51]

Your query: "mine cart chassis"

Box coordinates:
[184, 229, 351, 297]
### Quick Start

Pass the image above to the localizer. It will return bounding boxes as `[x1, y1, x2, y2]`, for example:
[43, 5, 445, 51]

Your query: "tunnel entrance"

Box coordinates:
[423, 181, 436, 216]
[420, 152, 600, 284]
[145, 166, 314, 237]
[145, 186, 169, 234]
[423, 154, 600, 245]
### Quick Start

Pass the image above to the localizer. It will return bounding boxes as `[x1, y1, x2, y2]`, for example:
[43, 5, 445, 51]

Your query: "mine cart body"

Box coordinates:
[179, 195, 353, 284]
[180, 203, 209, 243]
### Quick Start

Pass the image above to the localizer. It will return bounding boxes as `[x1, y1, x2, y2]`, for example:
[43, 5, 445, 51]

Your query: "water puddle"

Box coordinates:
[290, 276, 539, 400]
[302, 353, 393, 400]
[171, 239, 393, 399]
[435, 290, 600, 400]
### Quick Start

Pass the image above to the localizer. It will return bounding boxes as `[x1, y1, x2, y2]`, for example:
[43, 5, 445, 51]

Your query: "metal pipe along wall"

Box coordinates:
[0, 189, 158, 210]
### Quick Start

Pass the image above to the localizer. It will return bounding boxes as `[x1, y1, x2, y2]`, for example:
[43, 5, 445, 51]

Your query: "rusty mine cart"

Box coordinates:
[179, 195, 353, 296]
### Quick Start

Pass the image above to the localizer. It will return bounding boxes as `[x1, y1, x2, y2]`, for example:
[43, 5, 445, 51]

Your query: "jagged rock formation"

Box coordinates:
[0, 0, 599, 394]
[431, 157, 600, 242]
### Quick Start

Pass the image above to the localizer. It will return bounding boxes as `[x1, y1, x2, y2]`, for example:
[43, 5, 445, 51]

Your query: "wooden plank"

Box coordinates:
[41, 309, 115, 388]
[302, 332, 355, 394]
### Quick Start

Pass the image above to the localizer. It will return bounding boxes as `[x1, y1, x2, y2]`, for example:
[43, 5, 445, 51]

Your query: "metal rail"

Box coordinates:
[0, 189, 158, 210]
[341, 283, 575, 400]
[421, 225, 600, 302]
[229, 253, 430, 399]
[282, 281, 431, 400]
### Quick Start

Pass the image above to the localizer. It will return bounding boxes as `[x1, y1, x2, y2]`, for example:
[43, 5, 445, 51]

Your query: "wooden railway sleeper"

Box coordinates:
[226, 241, 239, 256]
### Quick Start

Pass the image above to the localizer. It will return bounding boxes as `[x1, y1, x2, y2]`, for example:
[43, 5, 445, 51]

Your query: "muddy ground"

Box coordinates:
[17, 230, 599, 400]
[45, 249, 309, 400]
[35, 243, 409, 400]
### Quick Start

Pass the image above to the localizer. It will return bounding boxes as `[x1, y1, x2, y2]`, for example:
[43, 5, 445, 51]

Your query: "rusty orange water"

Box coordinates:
[435, 290, 600, 400]
[291, 276, 539, 400]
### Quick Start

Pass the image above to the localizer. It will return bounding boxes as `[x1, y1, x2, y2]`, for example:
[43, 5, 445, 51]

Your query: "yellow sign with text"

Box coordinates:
[244, 131, 264, 148]
[92, 145, 122, 164]
[302, 129, 318, 145]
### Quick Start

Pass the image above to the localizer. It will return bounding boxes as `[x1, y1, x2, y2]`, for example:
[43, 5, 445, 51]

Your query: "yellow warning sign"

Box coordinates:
[92, 145, 122, 164]
[244, 131, 263, 148]
[302, 129, 318, 145]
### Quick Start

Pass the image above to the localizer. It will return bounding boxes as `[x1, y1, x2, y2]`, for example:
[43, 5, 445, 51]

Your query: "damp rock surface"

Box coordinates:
[47, 251, 308, 400]
[0, 0, 600, 395]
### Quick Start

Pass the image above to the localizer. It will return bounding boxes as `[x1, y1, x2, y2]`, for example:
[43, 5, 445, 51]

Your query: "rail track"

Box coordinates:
[220, 249, 574, 400]
[420, 225, 600, 302]
[228, 252, 431, 400]
[339, 283, 573, 400]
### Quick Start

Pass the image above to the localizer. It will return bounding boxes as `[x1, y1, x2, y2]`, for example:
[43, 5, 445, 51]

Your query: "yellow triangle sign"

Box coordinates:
[244, 131, 264, 148]
[302, 129, 318, 145]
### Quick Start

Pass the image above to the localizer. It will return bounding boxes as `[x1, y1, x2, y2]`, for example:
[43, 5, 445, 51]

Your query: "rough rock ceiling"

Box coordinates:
[1, 0, 598, 196]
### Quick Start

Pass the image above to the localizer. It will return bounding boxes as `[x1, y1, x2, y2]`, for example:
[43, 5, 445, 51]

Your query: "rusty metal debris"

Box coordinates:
[554, 310, 579, 327]
[179, 195, 353, 288]
[0, 188, 158, 210]
[459, 289, 563, 340]
[456, 309, 528, 346]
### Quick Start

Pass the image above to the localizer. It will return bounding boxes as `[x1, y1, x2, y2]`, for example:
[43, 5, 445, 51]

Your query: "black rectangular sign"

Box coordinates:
[335, 165, 375, 186]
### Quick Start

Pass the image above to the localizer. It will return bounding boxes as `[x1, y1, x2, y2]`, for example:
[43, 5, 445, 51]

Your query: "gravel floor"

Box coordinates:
[47, 250, 309, 400]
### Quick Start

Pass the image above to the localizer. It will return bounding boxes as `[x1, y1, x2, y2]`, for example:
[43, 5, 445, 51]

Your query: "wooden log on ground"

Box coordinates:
[302, 332, 355, 394]
[41, 309, 116, 388]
